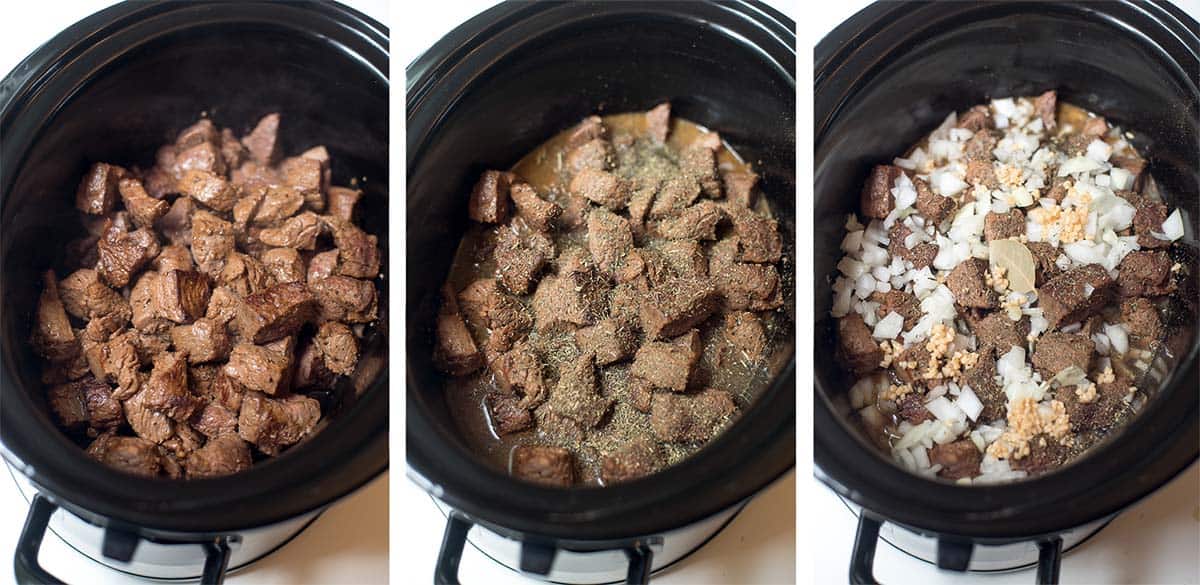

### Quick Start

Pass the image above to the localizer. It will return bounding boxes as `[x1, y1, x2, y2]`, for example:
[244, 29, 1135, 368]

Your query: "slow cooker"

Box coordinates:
[406, 1, 795, 583]
[0, 1, 389, 582]
[814, 1, 1199, 583]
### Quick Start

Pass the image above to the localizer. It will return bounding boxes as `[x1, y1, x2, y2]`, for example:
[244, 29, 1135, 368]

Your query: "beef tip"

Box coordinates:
[974, 312, 1030, 353]
[1038, 264, 1116, 329]
[485, 393, 532, 435]
[1053, 380, 1124, 433]
[258, 211, 322, 250]
[1031, 331, 1095, 379]
[1034, 91, 1058, 131]
[174, 138, 226, 177]
[680, 146, 722, 198]
[238, 282, 318, 343]
[224, 339, 295, 395]
[895, 392, 934, 424]
[860, 165, 902, 219]
[655, 201, 723, 241]
[646, 102, 671, 143]
[964, 128, 1000, 162]
[651, 388, 736, 443]
[87, 332, 142, 400]
[587, 208, 633, 275]
[490, 341, 547, 408]
[947, 258, 998, 309]
[237, 392, 320, 455]
[219, 252, 271, 297]
[142, 352, 198, 422]
[574, 318, 637, 366]
[307, 249, 340, 283]
[631, 330, 701, 392]
[241, 113, 281, 166]
[871, 290, 921, 330]
[547, 353, 612, 428]
[721, 170, 759, 209]
[649, 176, 702, 219]
[511, 445, 575, 487]
[279, 156, 326, 211]
[1044, 175, 1070, 203]
[566, 138, 614, 173]
[261, 247, 306, 284]
[984, 208, 1026, 241]
[570, 169, 631, 210]
[47, 376, 123, 430]
[495, 226, 554, 294]
[157, 196, 195, 246]
[712, 260, 783, 312]
[130, 272, 169, 332]
[190, 210, 235, 276]
[184, 435, 253, 478]
[530, 271, 608, 333]
[1131, 196, 1172, 249]
[639, 277, 718, 340]
[1116, 250, 1174, 297]
[887, 223, 938, 270]
[914, 178, 955, 226]
[1010, 434, 1070, 474]
[171, 318, 232, 364]
[142, 166, 176, 199]
[965, 159, 999, 189]
[837, 313, 881, 374]
[295, 338, 338, 389]
[329, 219, 380, 279]
[177, 169, 236, 212]
[434, 285, 483, 376]
[1120, 297, 1162, 340]
[86, 435, 163, 477]
[1027, 241, 1064, 286]
[75, 162, 127, 215]
[155, 269, 212, 323]
[97, 222, 160, 288]
[657, 240, 707, 280]
[460, 278, 533, 350]
[567, 115, 608, 149]
[252, 185, 306, 227]
[600, 437, 658, 485]
[728, 208, 782, 262]
[118, 178, 169, 228]
[315, 321, 358, 375]
[154, 244, 195, 273]
[894, 344, 948, 387]
[32, 271, 80, 363]
[510, 182, 563, 233]
[191, 402, 239, 439]
[58, 268, 128, 321]
[123, 377, 173, 443]
[327, 186, 362, 222]
[930, 440, 982, 480]
[956, 105, 992, 132]
[220, 128, 248, 168]
[468, 170, 514, 224]
[628, 377, 654, 413]
[963, 349, 1005, 422]
[310, 275, 379, 324]
[1081, 115, 1108, 138]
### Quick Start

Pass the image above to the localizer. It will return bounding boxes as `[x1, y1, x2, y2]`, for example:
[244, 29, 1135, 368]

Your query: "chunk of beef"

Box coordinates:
[645, 102, 671, 143]
[141, 352, 197, 422]
[191, 402, 239, 439]
[154, 244, 195, 273]
[97, 223, 160, 288]
[238, 282, 318, 343]
[258, 211, 322, 250]
[307, 249, 340, 283]
[460, 278, 533, 350]
[176, 119, 216, 148]
[490, 341, 546, 408]
[1120, 297, 1162, 340]
[893, 344, 947, 387]
[86, 435, 163, 477]
[574, 318, 637, 366]
[485, 393, 532, 435]
[255, 185, 306, 226]
[680, 146, 721, 198]
[220, 128, 247, 169]
[190, 210, 235, 277]
[721, 311, 767, 364]
[628, 377, 654, 413]
[871, 290, 921, 330]
[1027, 241, 1064, 286]
[508, 182, 562, 234]
[262, 247, 306, 284]
[930, 440, 982, 480]
[495, 226, 554, 294]
[1131, 196, 1172, 249]
[721, 171, 759, 210]
[511, 445, 575, 487]
[640, 277, 718, 340]
[566, 115, 607, 149]
[177, 169, 236, 212]
[1116, 250, 1174, 297]
[956, 105, 992, 132]
[58, 268, 128, 321]
[651, 388, 736, 443]
[1044, 175, 1071, 203]
[1033, 90, 1057, 131]
[547, 353, 612, 428]
[434, 285, 483, 376]
[712, 260, 783, 312]
[837, 312, 881, 374]
[158, 196, 195, 246]
[118, 178, 169, 229]
[587, 208, 633, 276]
[1031, 331, 1095, 379]
[655, 201, 723, 241]
[241, 113, 281, 165]
[632, 330, 701, 392]
[130, 272, 169, 332]
[964, 129, 999, 162]
[224, 340, 295, 395]
[966, 159, 999, 189]
[327, 219, 380, 279]
[600, 437, 658, 485]
[468, 170, 515, 225]
[310, 275, 379, 324]
[887, 223, 938, 270]
[974, 312, 1030, 353]
[327, 186, 362, 222]
[530, 272, 608, 333]
[947, 258, 998, 309]
[914, 177, 955, 226]
[219, 252, 271, 297]
[1009, 434, 1071, 474]
[237, 392, 320, 455]
[315, 321, 358, 375]
[1054, 376, 1132, 433]
[47, 376, 123, 430]
[123, 377, 173, 443]
[279, 156, 326, 210]
[860, 165, 902, 219]
[658, 240, 707, 280]
[32, 271, 79, 363]
[963, 349, 1005, 422]
[566, 138, 614, 173]
[75, 162, 127, 215]
[171, 318, 232, 364]
[895, 392, 934, 424]
[649, 176, 702, 219]
[155, 269, 212, 323]
[1038, 264, 1116, 329]
[184, 435, 253, 478]
[295, 338, 339, 389]
[984, 208, 1026, 241]
[85, 331, 141, 400]
[570, 169, 631, 210]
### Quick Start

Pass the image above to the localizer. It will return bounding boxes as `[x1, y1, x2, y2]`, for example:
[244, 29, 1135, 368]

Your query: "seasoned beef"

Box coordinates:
[191, 402, 240, 439]
[158, 196, 195, 246]
[1027, 241, 1064, 286]
[223, 340, 295, 395]
[546, 353, 612, 428]
[76, 162, 127, 215]
[307, 249, 341, 283]
[32, 271, 80, 363]
[1010, 434, 1071, 474]
[190, 210, 235, 276]
[47, 376, 123, 430]
[261, 247, 306, 284]
[1031, 331, 1095, 379]
[259, 211, 322, 250]
[640, 277, 718, 340]
[279, 156, 326, 210]
[97, 222, 160, 288]
[238, 282, 318, 343]
[295, 339, 339, 390]
[460, 278, 532, 350]
[631, 330, 701, 392]
[178, 169, 236, 212]
[142, 352, 197, 422]
[871, 290, 921, 330]
[649, 176, 702, 219]
[974, 312, 1030, 353]
[963, 349, 1005, 422]
[566, 138, 615, 173]
[530, 272, 608, 333]
[58, 268, 128, 321]
[1116, 250, 1173, 297]
[587, 208, 633, 275]
[930, 440, 982, 480]
[255, 185, 307, 226]
[914, 177, 955, 225]
[241, 113, 281, 165]
[495, 226, 554, 294]
[118, 178, 169, 228]
[722, 170, 759, 209]
[315, 321, 358, 375]
[1034, 90, 1057, 131]
[1131, 196, 1171, 250]
[329, 219, 380, 279]
[310, 275, 379, 324]
[566, 115, 607, 150]
[645, 102, 671, 143]
[575, 318, 637, 366]
[895, 392, 934, 424]
[721, 311, 767, 364]
[171, 318, 232, 364]
[887, 223, 938, 270]
[1038, 264, 1115, 329]
[965, 159, 999, 189]
[860, 165, 902, 219]
[947, 258, 998, 309]
[490, 341, 546, 408]
[511, 445, 575, 487]
[570, 169, 631, 210]
[154, 269, 212, 323]
[219, 252, 271, 296]
[468, 170, 514, 224]
[434, 285, 483, 376]
[654, 201, 723, 241]
[956, 105, 991, 132]
[712, 260, 784, 312]
[154, 244, 195, 274]
[1120, 297, 1162, 340]
[327, 186, 362, 222]
[837, 312, 881, 374]
[184, 435, 253, 478]
[600, 438, 658, 485]
[237, 392, 320, 455]
[86, 435, 163, 477]
[510, 182, 563, 232]
[651, 388, 736, 443]
[486, 394, 532, 435]
[680, 146, 722, 198]
[984, 208, 1026, 241]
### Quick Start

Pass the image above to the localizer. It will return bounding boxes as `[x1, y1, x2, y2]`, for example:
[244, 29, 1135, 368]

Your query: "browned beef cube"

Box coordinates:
[495, 227, 554, 294]
[729, 208, 782, 262]
[1053, 377, 1130, 433]
[913, 178, 954, 225]
[547, 353, 612, 428]
[956, 105, 992, 132]
[86, 435, 163, 477]
[1116, 250, 1174, 297]
[219, 252, 271, 297]
[600, 437, 658, 485]
[964, 129, 999, 162]
[722, 170, 759, 209]
[1031, 331, 1095, 379]
[646, 102, 671, 143]
[173, 140, 226, 179]
[964, 349, 1005, 421]
[1010, 434, 1070, 474]
[48, 376, 123, 430]
[721, 311, 767, 364]
[460, 278, 533, 350]
[1132, 196, 1172, 249]
[97, 223, 160, 288]
[316, 321, 358, 375]
[259, 211, 322, 250]
[224, 338, 295, 395]
[88, 330, 142, 401]
[530, 272, 608, 333]
[575, 318, 637, 366]
[176, 118, 218, 149]
[930, 440, 982, 480]
[191, 402, 239, 440]
[307, 249, 340, 283]
[58, 268, 128, 321]
[1120, 297, 1162, 340]
[262, 247, 306, 284]
[434, 285, 483, 376]
[860, 165, 902, 219]
[311, 275, 378, 324]
[279, 156, 326, 209]
[1039, 264, 1115, 328]
[486, 393, 532, 435]
[511, 445, 575, 487]
[712, 261, 783, 312]
[238, 282, 318, 343]
[1044, 175, 1070, 202]
[467, 169, 513, 225]
[628, 377, 654, 413]
[295, 339, 338, 389]
[254, 185, 306, 226]
[566, 115, 607, 149]
[649, 176, 702, 219]
[566, 138, 614, 173]
[947, 258, 998, 309]
[232, 182, 270, 231]
[220, 128, 247, 169]
[130, 272, 168, 332]
[184, 435, 252, 478]
[887, 223, 938, 270]
[155, 269, 212, 323]
[142, 166, 176, 199]
[651, 388, 736, 443]
[640, 278, 718, 340]
[241, 113, 281, 165]
[895, 392, 934, 424]
[587, 208, 633, 275]
[238, 392, 320, 455]
[570, 169, 631, 210]
[895, 343, 948, 387]
[965, 159, 999, 189]
[837, 313, 881, 374]
[1027, 241, 1063, 286]
[510, 182, 563, 233]
[680, 146, 721, 198]
[158, 196, 195, 246]
[190, 210, 235, 276]
[658, 240, 707, 280]
[327, 219, 380, 279]
[327, 186, 362, 222]
[984, 208, 1026, 241]
[141, 352, 197, 422]
[154, 245, 195, 273]
[76, 162, 127, 215]
[871, 290, 921, 330]
[178, 169, 236, 212]
[1034, 90, 1057, 131]
[654, 201, 723, 241]
[490, 341, 546, 407]
[32, 271, 80, 363]
[632, 330, 701, 392]
[974, 312, 1030, 353]
[117, 177, 169, 229]
[171, 318, 232, 364]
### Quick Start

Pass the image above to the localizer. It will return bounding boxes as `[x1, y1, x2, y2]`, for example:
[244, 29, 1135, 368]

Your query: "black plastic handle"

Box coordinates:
[13, 494, 233, 585]
[434, 511, 655, 584]
[849, 512, 1064, 584]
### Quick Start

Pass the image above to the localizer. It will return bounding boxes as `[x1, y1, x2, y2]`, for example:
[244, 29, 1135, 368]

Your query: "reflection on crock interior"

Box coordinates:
[434, 103, 791, 487]
[29, 114, 383, 479]
[831, 90, 1192, 483]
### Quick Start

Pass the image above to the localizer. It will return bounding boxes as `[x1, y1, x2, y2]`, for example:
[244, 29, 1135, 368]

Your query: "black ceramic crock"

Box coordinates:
[814, 1, 1199, 583]
[407, 1, 794, 582]
[0, 1, 388, 582]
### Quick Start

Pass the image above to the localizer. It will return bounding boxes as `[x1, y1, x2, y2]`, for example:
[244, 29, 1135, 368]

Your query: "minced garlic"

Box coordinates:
[878, 339, 903, 368]
[1096, 365, 1115, 384]
[986, 397, 1073, 461]
[881, 383, 914, 401]
[940, 350, 980, 378]
[997, 164, 1023, 187]
[1075, 383, 1098, 404]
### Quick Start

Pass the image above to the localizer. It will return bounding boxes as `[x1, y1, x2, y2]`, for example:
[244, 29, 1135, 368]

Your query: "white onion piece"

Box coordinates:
[872, 311, 904, 340]
[956, 386, 984, 422]
[1105, 323, 1130, 355]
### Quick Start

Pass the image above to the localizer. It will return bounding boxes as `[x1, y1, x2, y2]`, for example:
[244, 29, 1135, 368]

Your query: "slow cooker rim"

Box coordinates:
[812, 0, 1200, 539]
[405, 0, 798, 541]
[0, 0, 390, 534]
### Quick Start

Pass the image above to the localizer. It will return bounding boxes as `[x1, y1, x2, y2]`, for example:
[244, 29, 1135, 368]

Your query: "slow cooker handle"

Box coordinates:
[14, 494, 235, 585]
[434, 511, 655, 584]
[849, 512, 1065, 584]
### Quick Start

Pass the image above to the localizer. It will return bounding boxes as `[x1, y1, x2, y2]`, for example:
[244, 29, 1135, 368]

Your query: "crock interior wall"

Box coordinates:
[407, 12, 796, 473]
[814, 4, 1199, 465]
[1, 20, 387, 529]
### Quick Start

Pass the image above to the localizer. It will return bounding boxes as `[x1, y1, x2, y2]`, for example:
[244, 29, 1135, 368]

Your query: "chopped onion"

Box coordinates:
[872, 311, 904, 339]
[926, 396, 965, 422]
[1154, 209, 1184, 241]
[1058, 156, 1103, 176]
[1105, 323, 1129, 355]
[841, 230, 864, 253]
[956, 386, 984, 421]
[1085, 139, 1113, 162]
